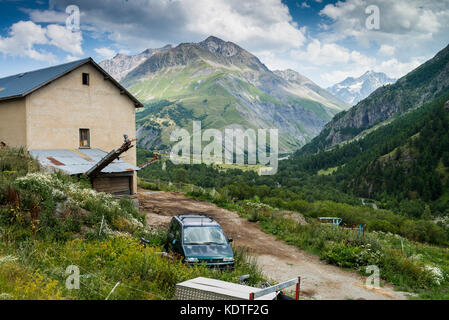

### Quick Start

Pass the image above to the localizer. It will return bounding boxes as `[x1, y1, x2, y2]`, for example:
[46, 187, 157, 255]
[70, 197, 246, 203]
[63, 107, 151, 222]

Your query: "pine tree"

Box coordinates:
[422, 205, 432, 220]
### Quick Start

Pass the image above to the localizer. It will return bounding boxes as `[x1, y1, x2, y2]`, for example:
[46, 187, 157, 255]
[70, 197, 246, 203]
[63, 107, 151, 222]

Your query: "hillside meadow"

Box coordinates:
[0, 147, 263, 300]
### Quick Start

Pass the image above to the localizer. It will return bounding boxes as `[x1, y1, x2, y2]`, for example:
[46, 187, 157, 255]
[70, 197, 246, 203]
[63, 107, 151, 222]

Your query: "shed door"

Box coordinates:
[93, 176, 131, 195]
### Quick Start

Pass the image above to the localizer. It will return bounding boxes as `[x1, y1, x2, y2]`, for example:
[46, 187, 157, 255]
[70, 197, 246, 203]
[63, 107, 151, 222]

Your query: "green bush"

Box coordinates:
[368, 219, 399, 234]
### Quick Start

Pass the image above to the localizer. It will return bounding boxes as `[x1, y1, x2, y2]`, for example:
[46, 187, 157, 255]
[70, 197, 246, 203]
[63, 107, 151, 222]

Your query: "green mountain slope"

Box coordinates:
[300, 43, 449, 154]
[101, 36, 348, 153]
[285, 90, 449, 215]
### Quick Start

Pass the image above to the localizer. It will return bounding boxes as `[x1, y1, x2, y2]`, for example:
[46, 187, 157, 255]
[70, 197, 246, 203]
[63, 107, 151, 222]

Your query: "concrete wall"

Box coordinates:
[25, 63, 138, 193]
[0, 98, 27, 147]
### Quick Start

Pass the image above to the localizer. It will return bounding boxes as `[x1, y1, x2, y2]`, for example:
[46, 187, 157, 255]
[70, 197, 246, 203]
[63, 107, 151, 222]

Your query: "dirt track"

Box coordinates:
[138, 189, 411, 300]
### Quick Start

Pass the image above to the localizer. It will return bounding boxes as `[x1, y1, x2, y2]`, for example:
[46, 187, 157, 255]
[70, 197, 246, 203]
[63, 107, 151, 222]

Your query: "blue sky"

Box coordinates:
[0, 0, 448, 87]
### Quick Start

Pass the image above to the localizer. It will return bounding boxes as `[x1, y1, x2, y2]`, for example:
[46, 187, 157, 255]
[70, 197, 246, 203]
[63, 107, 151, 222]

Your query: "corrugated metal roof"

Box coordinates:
[0, 59, 90, 100]
[29, 149, 139, 175]
[0, 58, 143, 107]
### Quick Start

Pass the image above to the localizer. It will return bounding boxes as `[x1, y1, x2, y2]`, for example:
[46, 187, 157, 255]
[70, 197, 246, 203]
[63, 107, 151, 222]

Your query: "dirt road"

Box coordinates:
[138, 189, 411, 300]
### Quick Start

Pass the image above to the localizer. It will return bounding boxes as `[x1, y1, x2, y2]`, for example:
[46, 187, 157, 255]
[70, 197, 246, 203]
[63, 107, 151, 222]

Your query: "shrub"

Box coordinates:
[321, 242, 363, 268]
[368, 219, 399, 234]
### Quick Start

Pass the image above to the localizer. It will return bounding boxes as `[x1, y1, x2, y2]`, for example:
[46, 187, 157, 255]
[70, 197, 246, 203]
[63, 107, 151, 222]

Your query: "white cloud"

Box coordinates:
[376, 57, 425, 79]
[65, 55, 81, 62]
[47, 24, 83, 55]
[378, 44, 395, 56]
[319, 54, 425, 85]
[29, 0, 306, 53]
[256, 50, 295, 71]
[183, 0, 305, 52]
[0, 20, 83, 62]
[301, 2, 310, 9]
[17, 0, 447, 89]
[308, 0, 449, 86]
[94, 47, 116, 60]
[24, 9, 68, 24]
[0, 21, 52, 61]
[319, 0, 449, 48]
[292, 39, 375, 66]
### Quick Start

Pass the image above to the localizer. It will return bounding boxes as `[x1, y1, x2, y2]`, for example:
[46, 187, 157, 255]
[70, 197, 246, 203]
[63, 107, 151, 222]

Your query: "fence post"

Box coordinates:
[296, 277, 301, 300]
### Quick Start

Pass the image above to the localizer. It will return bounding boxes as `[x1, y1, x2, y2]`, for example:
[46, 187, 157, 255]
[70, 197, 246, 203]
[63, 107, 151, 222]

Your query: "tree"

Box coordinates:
[422, 205, 432, 220]
[443, 152, 449, 167]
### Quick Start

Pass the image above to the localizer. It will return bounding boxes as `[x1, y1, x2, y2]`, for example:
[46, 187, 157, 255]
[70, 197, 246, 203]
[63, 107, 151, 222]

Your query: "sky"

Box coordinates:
[0, 0, 448, 87]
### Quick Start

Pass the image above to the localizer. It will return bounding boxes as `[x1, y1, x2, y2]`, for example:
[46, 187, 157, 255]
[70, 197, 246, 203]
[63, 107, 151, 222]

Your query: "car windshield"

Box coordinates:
[183, 226, 228, 245]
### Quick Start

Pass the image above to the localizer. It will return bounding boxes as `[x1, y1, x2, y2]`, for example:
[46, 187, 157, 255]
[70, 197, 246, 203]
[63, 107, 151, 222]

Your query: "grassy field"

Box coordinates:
[0, 147, 265, 300]
[317, 166, 340, 176]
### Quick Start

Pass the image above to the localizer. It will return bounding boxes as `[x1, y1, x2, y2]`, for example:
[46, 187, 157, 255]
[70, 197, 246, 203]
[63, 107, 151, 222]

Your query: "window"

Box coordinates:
[183, 227, 227, 245]
[79, 129, 90, 148]
[82, 73, 89, 86]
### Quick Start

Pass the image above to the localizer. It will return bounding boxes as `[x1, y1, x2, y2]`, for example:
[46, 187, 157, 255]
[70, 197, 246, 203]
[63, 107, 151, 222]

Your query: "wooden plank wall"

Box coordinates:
[93, 176, 131, 195]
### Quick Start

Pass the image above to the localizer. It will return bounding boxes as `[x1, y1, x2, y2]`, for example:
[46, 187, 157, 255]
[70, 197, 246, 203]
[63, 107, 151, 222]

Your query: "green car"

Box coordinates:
[165, 214, 234, 270]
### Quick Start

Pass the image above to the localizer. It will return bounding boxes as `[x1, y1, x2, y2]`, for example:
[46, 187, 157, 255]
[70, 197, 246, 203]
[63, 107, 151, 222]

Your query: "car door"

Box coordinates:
[167, 219, 177, 251]
[173, 221, 182, 254]
[167, 219, 182, 253]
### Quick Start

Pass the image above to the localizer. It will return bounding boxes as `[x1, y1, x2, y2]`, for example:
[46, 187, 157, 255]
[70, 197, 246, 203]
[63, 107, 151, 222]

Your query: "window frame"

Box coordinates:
[79, 128, 91, 149]
[82, 73, 90, 86]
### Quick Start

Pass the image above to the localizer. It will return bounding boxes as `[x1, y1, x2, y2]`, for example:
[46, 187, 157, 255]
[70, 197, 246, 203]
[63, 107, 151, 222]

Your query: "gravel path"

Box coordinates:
[138, 189, 411, 300]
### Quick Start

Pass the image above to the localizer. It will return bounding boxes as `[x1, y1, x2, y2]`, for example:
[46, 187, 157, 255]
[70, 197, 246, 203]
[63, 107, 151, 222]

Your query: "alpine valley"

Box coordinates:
[100, 36, 350, 153]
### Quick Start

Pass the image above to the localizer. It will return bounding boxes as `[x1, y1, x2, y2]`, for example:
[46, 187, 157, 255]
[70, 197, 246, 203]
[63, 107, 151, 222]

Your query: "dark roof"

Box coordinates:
[0, 57, 143, 107]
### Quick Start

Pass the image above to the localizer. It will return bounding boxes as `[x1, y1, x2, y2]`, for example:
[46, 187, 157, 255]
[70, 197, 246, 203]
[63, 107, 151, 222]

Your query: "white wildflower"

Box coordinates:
[0, 293, 12, 300]
[128, 216, 144, 229]
[0, 255, 18, 265]
[425, 265, 444, 285]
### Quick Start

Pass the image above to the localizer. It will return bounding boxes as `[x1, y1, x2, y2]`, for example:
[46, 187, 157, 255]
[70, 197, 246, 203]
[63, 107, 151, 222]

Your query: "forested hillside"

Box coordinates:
[287, 90, 449, 214]
[302, 44, 449, 153]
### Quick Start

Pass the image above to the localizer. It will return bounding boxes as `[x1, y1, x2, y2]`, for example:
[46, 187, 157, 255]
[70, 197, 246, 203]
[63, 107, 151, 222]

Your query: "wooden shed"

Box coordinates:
[30, 148, 140, 196]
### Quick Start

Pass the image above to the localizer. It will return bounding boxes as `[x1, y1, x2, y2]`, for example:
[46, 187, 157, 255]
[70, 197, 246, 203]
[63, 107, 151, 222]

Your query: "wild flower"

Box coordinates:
[424, 265, 444, 285]
[0, 255, 18, 265]
[128, 216, 144, 229]
[0, 293, 12, 300]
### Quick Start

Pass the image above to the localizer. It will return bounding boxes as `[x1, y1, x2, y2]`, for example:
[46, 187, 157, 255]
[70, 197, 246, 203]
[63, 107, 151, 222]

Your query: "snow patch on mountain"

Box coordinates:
[327, 71, 396, 105]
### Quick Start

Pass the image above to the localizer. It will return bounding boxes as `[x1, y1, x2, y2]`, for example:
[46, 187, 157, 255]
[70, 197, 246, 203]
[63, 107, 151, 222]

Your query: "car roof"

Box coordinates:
[175, 214, 221, 227]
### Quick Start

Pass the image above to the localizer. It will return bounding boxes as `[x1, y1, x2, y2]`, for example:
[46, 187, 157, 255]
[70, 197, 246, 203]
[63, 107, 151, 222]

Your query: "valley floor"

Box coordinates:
[138, 189, 411, 300]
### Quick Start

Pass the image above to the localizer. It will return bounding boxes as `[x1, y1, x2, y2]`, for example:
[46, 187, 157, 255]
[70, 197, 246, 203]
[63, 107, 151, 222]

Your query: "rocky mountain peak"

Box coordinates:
[199, 35, 243, 57]
[327, 70, 396, 105]
[99, 44, 172, 81]
[141, 44, 172, 55]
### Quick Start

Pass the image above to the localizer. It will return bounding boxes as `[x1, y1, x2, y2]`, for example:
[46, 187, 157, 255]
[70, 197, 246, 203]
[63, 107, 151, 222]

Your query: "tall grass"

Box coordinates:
[0, 147, 267, 299]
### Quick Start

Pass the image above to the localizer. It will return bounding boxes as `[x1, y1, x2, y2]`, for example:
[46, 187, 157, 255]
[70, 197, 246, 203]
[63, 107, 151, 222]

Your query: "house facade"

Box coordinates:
[0, 58, 143, 195]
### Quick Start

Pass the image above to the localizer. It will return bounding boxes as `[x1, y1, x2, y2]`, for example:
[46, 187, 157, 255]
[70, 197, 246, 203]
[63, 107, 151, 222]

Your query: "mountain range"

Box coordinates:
[327, 71, 396, 105]
[283, 42, 449, 214]
[100, 36, 349, 153]
[300, 43, 449, 154]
